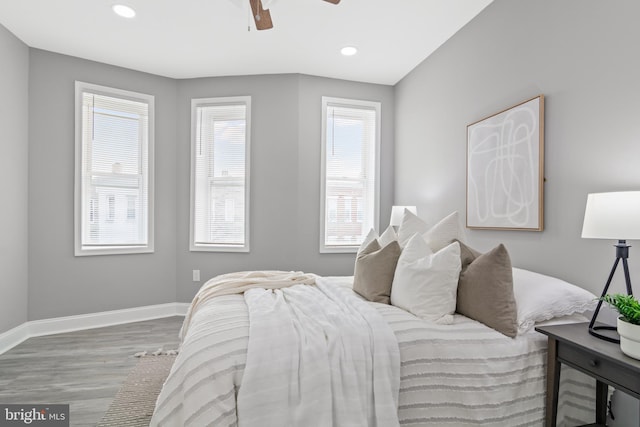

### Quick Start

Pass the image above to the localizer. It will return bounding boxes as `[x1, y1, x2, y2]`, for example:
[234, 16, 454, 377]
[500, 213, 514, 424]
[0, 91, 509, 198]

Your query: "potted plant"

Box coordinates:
[602, 294, 640, 360]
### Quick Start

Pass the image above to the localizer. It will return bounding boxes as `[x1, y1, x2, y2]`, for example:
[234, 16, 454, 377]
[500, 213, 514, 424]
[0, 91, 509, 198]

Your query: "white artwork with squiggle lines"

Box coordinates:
[467, 96, 543, 230]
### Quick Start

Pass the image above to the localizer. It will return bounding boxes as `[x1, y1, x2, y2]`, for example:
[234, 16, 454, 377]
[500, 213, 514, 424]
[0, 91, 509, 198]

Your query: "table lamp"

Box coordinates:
[390, 206, 417, 229]
[582, 191, 640, 342]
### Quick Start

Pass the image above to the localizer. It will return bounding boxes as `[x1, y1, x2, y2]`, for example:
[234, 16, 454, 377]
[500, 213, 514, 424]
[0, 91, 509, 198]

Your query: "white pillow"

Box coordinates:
[534, 313, 590, 328]
[397, 209, 429, 247]
[358, 228, 378, 253]
[358, 226, 397, 254]
[423, 211, 465, 252]
[513, 267, 597, 334]
[378, 225, 398, 247]
[391, 235, 461, 324]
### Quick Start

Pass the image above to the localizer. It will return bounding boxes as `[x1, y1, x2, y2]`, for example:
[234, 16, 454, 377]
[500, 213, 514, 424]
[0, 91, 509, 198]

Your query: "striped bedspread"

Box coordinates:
[376, 304, 595, 426]
[151, 276, 595, 427]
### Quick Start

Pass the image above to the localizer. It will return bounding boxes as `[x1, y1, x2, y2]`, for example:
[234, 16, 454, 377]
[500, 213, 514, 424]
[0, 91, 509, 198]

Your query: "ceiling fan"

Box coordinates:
[248, 0, 341, 31]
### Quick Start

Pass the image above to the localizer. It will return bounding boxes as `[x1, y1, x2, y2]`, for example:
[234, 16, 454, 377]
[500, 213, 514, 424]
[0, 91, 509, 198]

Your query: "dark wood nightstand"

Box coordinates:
[536, 322, 640, 427]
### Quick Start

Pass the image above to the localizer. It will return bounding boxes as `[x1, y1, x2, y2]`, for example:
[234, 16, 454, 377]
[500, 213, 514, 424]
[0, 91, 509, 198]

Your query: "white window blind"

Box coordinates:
[321, 97, 380, 252]
[191, 97, 251, 252]
[74, 82, 154, 256]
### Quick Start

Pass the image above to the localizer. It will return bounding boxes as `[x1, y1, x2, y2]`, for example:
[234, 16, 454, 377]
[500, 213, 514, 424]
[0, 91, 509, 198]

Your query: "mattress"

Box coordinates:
[151, 276, 595, 426]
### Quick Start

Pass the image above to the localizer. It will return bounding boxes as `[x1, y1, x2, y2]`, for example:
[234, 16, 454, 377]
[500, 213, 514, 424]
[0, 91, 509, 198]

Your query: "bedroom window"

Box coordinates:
[127, 195, 137, 220]
[320, 97, 380, 253]
[190, 96, 251, 252]
[74, 82, 154, 256]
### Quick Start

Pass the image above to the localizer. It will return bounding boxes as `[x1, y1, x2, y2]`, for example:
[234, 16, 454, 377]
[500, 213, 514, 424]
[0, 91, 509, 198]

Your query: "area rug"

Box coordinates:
[97, 355, 176, 426]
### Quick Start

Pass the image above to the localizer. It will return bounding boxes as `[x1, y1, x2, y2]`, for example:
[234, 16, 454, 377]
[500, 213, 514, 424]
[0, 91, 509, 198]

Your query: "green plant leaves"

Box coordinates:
[603, 294, 640, 325]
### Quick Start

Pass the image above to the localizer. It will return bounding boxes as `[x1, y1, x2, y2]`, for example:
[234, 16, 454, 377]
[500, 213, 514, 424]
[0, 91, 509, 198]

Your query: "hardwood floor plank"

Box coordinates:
[0, 316, 182, 426]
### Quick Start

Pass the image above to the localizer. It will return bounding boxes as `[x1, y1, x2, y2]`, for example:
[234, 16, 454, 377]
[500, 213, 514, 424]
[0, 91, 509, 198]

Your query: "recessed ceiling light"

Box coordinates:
[341, 46, 358, 56]
[113, 4, 136, 18]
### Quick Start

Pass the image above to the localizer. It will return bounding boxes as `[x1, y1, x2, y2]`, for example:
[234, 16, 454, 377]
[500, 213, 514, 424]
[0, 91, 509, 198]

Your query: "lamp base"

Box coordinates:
[589, 324, 620, 344]
[588, 240, 633, 343]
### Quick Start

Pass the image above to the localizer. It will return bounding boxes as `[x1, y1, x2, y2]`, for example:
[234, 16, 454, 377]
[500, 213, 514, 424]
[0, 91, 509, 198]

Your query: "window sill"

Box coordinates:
[190, 244, 250, 253]
[75, 245, 154, 256]
[320, 245, 359, 254]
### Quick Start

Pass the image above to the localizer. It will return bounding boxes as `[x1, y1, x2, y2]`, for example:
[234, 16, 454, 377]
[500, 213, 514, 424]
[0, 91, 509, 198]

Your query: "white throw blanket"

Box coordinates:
[180, 270, 317, 339]
[237, 276, 400, 427]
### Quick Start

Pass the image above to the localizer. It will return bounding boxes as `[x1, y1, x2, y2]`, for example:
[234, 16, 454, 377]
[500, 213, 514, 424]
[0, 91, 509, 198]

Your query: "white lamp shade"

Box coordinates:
[390, 206, 417, 227]
[582, 191, 640, 240]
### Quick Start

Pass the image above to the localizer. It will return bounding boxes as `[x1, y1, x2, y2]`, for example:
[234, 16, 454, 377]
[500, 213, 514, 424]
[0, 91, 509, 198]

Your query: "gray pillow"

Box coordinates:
[456, 241, 518, 338]
[457, 239, 481, 270]
[353, 239, 401, 304]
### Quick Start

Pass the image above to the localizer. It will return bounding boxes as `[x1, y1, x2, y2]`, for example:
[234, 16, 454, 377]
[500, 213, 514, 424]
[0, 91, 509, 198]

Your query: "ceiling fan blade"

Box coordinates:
[249, 0, 273, 30]
[323, 0, 341, 4]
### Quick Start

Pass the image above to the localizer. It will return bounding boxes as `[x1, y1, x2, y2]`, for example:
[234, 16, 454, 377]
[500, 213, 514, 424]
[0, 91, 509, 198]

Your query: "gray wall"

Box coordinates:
[395, 0, 640, 297]
[176, 74, 394, 302]
[28, 50, 178, 320]
[20, 49, 393, 318]
[0, 24, 29, 334]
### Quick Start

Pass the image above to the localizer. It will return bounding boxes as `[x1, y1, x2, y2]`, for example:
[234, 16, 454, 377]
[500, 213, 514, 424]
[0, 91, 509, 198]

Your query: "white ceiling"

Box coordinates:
[0, 0, 493, 85]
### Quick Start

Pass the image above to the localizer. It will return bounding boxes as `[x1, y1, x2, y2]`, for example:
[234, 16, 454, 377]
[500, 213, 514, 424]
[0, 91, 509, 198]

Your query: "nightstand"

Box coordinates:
[536, 322, 640, 427]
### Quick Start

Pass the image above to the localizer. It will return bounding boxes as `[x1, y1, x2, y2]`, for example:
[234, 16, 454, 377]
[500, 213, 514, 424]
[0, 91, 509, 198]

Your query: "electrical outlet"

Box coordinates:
[193, 269, 200, 282]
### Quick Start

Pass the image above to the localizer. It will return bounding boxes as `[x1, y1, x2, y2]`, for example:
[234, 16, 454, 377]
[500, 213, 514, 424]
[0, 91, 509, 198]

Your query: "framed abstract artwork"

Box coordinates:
[466, 95, 545, 231]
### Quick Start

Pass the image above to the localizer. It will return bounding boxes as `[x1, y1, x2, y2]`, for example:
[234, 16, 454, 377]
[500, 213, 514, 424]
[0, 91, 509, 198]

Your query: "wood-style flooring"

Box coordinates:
[0, 316, 183, 426]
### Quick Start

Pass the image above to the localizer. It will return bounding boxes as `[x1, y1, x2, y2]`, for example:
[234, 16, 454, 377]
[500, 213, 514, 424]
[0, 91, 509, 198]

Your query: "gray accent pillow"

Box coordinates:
[353, 239, 401, 304]
[457, 239, 481, 270]
[456, 241, 518, 338]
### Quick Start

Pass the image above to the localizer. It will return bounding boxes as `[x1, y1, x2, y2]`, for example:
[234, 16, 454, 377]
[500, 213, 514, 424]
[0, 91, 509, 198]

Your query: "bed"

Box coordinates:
[150, 272, 597, 427]
[152, 210, 598, 426]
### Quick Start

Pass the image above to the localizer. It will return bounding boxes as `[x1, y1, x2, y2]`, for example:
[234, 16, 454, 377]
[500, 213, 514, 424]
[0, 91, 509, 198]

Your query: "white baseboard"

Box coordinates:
[0, 322, 30, 356]
[0, 302, 190, 355]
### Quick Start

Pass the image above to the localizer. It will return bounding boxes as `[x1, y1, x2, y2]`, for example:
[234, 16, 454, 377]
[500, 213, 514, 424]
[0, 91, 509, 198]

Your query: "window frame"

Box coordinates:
[320, 96, 381, 253]
[189, 96, 251, 253]
[74, 81, 155, 256]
